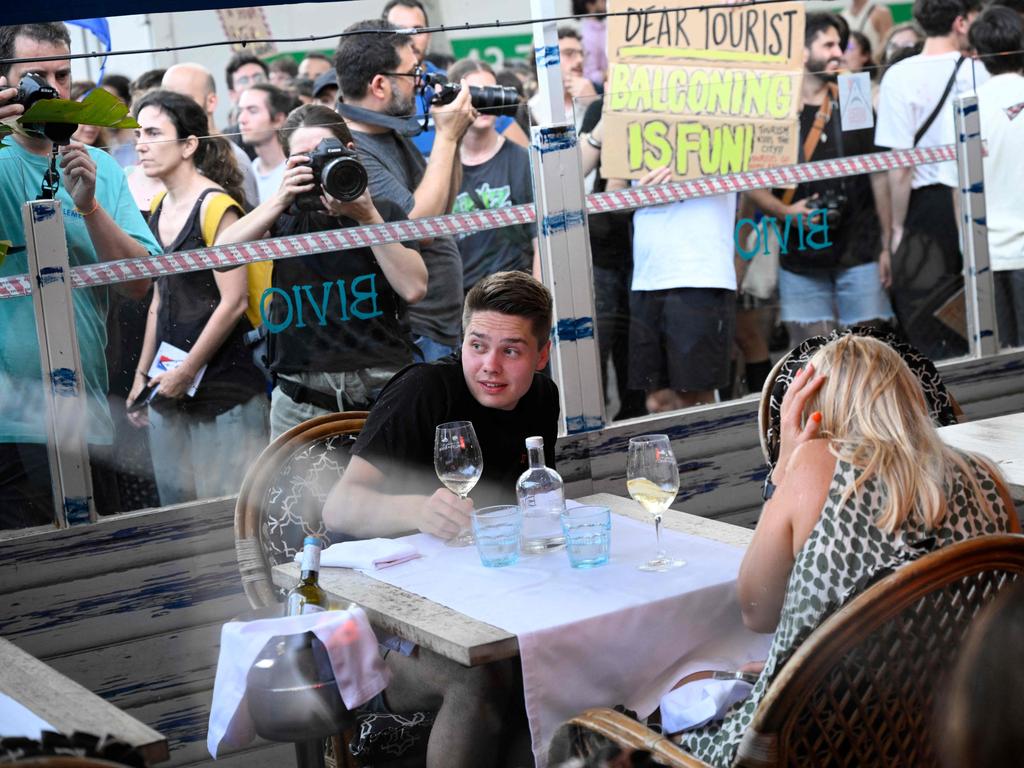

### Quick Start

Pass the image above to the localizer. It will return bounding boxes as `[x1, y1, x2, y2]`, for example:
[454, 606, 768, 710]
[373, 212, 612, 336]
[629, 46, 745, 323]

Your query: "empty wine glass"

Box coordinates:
[626, 434, 685, 572]
[434, 420, 483, 547]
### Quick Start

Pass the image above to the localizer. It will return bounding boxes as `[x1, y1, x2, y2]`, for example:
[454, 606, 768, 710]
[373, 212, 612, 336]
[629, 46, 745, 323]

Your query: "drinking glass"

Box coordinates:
[471, 505, 522, 567]
[626, 434, 685, 572]
[434, 420, 483, 547]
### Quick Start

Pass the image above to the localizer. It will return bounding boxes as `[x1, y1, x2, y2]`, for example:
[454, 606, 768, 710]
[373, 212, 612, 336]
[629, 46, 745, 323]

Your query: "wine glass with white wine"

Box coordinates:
[434, 420, 483, 547]
[626, 434, 685, 572]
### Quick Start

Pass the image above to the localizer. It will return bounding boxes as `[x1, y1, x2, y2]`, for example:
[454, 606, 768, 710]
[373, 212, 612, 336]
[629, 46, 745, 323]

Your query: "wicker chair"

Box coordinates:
[235, 411, 369, 608]
[550, 533, 1024, 768]
[232, 410, 435, 765]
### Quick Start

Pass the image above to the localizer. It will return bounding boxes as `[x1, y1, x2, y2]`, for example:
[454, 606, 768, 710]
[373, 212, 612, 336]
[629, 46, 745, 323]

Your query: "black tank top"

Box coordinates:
[149, 188, 264, 418]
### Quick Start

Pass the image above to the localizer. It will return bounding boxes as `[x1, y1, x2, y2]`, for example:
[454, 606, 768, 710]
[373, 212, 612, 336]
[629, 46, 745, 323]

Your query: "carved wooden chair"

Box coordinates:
[550, 533, 1024, 767]
[232, 410, 435, 766]
[757, 326, 963, 477]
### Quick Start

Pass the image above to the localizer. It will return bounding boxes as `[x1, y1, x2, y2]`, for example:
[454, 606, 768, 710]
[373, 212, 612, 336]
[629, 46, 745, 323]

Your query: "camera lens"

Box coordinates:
[321, 157, 368, 203]
[467, 85, 520, 118]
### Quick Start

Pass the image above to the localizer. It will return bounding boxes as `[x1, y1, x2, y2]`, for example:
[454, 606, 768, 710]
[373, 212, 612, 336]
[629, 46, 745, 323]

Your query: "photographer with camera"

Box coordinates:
[746, 13, 894, 347]
[335, 18, 474, 362]
[0, 23, 160, 528]
[215, 104, 427, 439]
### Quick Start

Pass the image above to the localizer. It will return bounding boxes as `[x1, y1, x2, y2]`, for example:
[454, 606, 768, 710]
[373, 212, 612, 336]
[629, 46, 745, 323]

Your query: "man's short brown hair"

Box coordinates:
[463, 272, 553, 349]
[0, 23, 71, 79]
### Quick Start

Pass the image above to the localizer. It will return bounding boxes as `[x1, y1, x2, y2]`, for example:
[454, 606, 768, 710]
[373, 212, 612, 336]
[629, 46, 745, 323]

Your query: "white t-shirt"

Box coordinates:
[631, 194, 737, 291]
[252, 156, 286, 205]
[875, 51, 990, 188]
[977, 72, 1024, 271]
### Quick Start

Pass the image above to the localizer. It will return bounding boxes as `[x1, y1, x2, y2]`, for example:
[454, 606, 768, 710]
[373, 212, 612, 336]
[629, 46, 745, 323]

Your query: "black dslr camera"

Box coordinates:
[294, 137, 368, 212]
[15, 73, 77, 145]
[15, 72, 59, 110]
[423, 72, 520, 119]
[810, 187, 848, 230]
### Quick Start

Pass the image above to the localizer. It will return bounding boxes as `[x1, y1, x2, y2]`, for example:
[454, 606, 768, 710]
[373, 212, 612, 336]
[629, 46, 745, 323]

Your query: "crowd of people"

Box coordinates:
[1, 0, 1023, 528]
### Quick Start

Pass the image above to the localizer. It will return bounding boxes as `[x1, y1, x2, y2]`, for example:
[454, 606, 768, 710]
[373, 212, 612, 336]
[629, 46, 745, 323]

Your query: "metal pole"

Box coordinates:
[954, 94, 999, 356]
[530, 0, 606, 435]
[24, 199, 96, 527]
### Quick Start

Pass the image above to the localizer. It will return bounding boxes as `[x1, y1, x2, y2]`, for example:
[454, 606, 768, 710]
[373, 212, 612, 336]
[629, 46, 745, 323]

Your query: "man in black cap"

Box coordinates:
[312, 70, 338, 108]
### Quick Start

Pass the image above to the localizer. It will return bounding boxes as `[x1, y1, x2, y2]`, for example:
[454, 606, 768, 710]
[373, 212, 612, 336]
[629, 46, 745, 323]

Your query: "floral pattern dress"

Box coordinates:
[680, 453, 1009, 767]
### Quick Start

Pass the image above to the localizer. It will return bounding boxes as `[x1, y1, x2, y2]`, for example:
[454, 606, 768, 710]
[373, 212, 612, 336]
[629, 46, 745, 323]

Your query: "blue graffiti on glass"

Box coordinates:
[734, 211, 832, 260]
[260, 273, 382, 333]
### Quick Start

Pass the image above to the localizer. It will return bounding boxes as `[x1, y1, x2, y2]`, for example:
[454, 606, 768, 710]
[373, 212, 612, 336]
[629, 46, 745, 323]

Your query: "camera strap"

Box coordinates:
[914, 56, 965, 147]
[37, 145, 61, 201]
[781, 83, 838, 206]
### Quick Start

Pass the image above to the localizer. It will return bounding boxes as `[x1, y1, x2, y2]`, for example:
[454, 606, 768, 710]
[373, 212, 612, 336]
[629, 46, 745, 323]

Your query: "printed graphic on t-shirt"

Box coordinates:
[453, 183, 513, 214]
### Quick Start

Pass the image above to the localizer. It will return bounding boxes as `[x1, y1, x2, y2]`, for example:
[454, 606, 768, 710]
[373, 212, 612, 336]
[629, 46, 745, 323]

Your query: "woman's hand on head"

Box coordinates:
[774, 363, 826, 486]
[275, 155, 316, 208]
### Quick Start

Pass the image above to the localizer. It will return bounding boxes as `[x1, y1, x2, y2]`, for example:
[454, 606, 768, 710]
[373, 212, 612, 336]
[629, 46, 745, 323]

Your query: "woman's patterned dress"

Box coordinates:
[681, 454, 1009, 767]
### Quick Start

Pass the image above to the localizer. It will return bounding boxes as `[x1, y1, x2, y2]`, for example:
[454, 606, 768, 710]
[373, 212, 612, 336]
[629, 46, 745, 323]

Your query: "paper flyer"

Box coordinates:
[838, 72, 874, 131]
[147, 341, 206, 397]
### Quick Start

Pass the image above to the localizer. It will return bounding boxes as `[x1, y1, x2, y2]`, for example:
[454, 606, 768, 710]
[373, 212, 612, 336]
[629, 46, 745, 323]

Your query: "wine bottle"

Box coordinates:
[286, 536, 329, 616]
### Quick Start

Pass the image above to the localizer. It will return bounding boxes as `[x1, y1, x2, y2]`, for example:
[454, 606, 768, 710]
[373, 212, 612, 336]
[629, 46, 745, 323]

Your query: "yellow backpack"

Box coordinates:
[150, 190, 272, 330]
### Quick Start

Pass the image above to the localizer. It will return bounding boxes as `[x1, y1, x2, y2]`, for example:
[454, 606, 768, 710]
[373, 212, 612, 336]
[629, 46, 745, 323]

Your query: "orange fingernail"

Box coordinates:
[812, 412, 822, 422]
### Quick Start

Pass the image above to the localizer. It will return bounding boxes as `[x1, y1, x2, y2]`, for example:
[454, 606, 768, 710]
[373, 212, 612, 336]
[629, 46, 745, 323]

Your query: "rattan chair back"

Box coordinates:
[234, 411, 368, 608]
[736, 533, 1024, 767]
[757, 327, 962, 468]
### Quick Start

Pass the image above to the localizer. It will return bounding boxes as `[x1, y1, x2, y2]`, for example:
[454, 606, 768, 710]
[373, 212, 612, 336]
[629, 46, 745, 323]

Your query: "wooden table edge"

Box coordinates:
[0, 638, 170, 764]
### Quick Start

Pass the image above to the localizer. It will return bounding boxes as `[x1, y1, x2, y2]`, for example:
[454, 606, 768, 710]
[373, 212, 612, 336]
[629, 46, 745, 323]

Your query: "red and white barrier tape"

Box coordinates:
[0, 143, 956, 299]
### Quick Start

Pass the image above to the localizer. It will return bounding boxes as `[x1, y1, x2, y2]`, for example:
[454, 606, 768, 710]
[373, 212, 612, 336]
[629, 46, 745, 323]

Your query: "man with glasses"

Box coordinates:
[223, 52, 269, 160]
[528, 26, 597, 128]
[335, 19, 474, 362]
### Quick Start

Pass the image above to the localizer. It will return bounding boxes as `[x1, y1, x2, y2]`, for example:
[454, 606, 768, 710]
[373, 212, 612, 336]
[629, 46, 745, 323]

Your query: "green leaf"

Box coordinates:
[20, 87, 138, 129]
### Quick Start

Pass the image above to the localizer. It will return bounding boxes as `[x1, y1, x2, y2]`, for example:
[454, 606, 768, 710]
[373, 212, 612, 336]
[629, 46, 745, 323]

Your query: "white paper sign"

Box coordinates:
[147, 341, 206, 397]
[838, 72, 874, 131]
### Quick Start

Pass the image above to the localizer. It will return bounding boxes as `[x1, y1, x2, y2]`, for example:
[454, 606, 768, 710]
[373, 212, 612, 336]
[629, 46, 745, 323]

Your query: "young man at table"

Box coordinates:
[323, 270, 558, 766]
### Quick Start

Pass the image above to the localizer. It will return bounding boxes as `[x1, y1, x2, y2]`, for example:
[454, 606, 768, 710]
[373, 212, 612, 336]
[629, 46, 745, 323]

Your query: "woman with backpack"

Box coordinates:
[127, 89, 267, 505]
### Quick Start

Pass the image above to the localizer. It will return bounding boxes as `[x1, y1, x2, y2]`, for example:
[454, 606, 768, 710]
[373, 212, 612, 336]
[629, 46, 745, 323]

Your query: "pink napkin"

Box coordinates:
[295, 539, 420, 570]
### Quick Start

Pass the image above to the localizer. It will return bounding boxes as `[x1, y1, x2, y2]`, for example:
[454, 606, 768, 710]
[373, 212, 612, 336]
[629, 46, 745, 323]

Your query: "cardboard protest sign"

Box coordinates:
[603, 0, 805, 180]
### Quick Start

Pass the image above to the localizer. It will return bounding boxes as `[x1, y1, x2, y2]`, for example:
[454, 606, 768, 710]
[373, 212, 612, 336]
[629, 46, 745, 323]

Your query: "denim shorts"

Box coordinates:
[779, 262, 894, 326]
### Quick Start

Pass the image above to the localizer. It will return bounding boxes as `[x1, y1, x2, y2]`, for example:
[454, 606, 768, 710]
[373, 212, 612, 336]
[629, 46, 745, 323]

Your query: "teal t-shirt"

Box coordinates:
[0, 138, 161, 444]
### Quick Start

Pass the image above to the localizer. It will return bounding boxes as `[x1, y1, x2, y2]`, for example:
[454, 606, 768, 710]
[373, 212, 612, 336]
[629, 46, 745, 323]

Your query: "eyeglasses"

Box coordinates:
[234, 72, 268, 89]
[378, 64, 425, 86]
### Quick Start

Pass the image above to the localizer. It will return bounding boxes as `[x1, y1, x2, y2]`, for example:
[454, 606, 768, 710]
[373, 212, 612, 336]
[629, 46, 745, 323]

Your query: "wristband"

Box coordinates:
[75, 198, 101, 217]
[583, 132, 602, 150]
[135, 369, 150, 379]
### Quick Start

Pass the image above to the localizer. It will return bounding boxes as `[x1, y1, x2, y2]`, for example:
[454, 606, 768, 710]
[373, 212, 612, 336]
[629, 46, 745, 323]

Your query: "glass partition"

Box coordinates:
[0, 4, 1020, 527]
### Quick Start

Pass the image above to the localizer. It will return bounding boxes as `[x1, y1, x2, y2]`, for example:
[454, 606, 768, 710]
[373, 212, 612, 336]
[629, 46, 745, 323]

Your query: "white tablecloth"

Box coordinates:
[363, 514, 772, 766]
[0, 692, 54, 738]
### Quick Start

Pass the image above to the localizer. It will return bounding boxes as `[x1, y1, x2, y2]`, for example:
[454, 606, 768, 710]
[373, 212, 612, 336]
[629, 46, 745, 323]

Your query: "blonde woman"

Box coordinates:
[680, 335, 1019, 767]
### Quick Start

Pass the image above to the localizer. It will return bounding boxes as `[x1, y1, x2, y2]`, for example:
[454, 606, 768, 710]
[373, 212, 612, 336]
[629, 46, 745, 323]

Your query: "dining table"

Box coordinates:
[0, 636, 169, 764]
[272, 491, 767, 767]
[938, 412, 1024, 502]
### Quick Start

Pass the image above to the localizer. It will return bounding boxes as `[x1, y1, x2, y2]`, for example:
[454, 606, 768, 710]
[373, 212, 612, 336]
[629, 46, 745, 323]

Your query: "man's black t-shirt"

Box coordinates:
[266, 198, 420, 374]
[774, 101, 882, 274]
[353, 354, 560, 508]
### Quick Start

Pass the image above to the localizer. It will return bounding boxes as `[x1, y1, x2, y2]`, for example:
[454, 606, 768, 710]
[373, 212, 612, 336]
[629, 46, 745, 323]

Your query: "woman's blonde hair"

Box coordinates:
[805, 335, 996, 533]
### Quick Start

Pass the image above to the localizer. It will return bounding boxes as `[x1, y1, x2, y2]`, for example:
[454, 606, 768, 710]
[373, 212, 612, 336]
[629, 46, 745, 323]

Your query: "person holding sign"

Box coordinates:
[745, 12, 894, 348]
